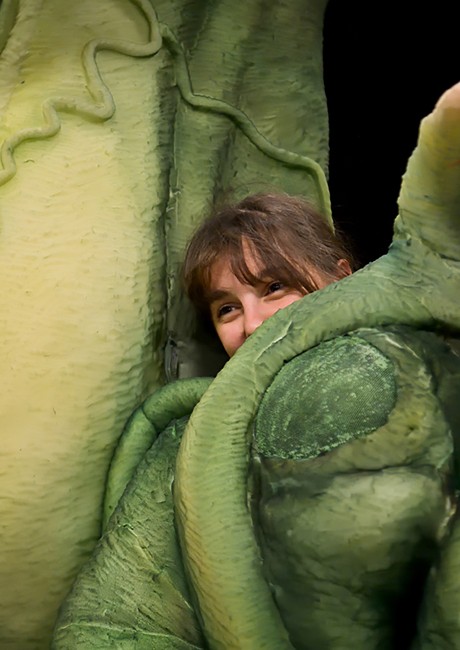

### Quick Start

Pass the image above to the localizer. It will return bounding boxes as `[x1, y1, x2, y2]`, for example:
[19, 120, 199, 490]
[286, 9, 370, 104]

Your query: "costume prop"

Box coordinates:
[0, 1, 458, 648]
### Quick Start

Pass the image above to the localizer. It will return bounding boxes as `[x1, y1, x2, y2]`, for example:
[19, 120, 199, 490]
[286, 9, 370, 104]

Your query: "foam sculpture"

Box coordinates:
[53, 63, 460, 650]
[0, 0, 332, 646]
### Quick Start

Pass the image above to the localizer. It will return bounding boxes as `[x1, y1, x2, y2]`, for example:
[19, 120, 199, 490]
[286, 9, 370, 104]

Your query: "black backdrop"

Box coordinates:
[323, 0, 458, 266]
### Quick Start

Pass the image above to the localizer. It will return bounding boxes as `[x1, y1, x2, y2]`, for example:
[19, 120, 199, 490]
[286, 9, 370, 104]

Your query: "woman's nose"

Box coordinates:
[243, 305, 266, 338]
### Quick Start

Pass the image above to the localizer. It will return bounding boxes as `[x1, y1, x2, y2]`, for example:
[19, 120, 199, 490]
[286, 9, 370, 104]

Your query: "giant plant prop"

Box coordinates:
[0, 0, 330, 647]
[1, 0, 459, 648]
[52, 81, 460, 649]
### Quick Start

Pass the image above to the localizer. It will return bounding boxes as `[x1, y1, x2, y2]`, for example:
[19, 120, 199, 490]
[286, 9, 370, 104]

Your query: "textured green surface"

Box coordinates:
[2, 0, 460, 648]
[254, 334, 396, 459]
[414, 516, 460, 650]
[0, 1, 331, 646]
[0, 0, 18, 54]
[53, 326, 460, 649]
[174, 86, 460, 648]
[53, 415, 203, 650]
[103, 377, 212, 528]
[252, 327, 460, 649]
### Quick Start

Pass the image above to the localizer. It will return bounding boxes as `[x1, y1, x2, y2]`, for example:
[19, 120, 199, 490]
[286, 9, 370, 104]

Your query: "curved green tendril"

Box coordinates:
[0, 1, 331, 220]
[174, 91, 460, 648]
[0, 0, 162, 187]
[160, 24, 332, 221]
[103, 376, 212, 530]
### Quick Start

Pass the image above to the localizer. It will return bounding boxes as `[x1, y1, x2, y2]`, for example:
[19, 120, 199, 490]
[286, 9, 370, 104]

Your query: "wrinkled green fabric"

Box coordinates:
[53, 327, 460, 649]
[53, 416, 203, 650]
[252, 327, 460, 649]
[0, 2, 330, 646]
[171, 82, 460, 649]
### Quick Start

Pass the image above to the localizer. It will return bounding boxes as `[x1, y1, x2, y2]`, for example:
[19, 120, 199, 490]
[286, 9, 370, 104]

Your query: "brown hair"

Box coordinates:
[183, 192, 354, 320]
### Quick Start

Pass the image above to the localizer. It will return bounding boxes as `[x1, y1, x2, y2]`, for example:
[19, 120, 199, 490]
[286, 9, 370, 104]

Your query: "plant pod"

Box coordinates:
[0, 1, 169, 646]
[0, 0, 330, 646]
[53, 85, 460, 648]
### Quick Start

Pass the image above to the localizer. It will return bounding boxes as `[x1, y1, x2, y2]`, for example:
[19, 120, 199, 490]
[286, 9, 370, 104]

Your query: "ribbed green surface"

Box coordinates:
[103, 377, 212, 528]
[53, 416, 204, 650]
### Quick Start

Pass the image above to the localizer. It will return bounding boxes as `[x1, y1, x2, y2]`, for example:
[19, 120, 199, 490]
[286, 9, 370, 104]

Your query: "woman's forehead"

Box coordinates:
[207, 245, 266, 293]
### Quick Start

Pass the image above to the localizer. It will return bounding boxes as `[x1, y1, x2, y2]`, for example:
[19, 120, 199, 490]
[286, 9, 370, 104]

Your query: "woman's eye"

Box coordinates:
[217, 304, 234, 319]
[267, 281, 285, 294]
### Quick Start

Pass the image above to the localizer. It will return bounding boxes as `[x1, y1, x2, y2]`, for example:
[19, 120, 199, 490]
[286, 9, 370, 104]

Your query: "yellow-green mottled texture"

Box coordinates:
[0, 1, 170, 647]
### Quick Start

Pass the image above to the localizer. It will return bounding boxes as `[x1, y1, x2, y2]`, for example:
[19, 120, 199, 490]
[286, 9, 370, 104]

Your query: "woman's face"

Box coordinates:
[207, 245, 348, 357]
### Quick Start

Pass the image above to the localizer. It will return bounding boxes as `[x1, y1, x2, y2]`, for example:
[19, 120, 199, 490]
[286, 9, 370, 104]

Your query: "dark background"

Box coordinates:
[323, 1, 458, 266]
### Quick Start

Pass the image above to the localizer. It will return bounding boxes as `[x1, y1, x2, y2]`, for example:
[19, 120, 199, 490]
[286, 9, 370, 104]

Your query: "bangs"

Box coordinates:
[194, 236, 255, 305]
[228, 238, 302, 289]
[183, 192, 351, 319]
[198, 235, 315, 309]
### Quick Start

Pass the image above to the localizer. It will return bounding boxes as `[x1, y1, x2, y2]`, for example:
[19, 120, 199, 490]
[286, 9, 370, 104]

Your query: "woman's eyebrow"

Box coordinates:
[253, 267, 276, 281]
[206, 289, 232, 303]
